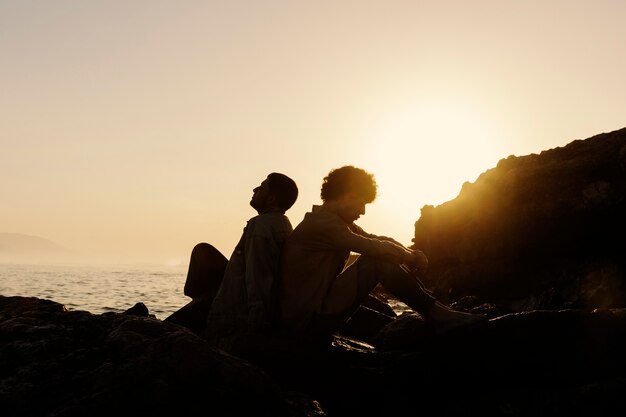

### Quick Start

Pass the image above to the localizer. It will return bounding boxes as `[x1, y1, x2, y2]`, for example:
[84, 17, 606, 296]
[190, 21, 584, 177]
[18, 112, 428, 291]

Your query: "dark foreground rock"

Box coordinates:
[3, 295, 626, 416]
[0, 295, 322, 417]
[276, 309, 626, 417]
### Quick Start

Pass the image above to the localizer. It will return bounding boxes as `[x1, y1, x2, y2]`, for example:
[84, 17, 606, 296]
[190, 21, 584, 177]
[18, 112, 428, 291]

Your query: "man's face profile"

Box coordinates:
[250, 178, 272, 212]
[335, 192, 367, 223]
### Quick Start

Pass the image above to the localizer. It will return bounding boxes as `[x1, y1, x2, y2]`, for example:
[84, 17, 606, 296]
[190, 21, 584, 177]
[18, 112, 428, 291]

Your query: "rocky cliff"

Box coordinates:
[412, 127, 626, 313]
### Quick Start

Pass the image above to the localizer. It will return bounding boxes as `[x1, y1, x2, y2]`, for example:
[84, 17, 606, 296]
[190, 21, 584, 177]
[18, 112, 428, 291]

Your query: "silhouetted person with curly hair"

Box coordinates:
[279, 165, 481, 339]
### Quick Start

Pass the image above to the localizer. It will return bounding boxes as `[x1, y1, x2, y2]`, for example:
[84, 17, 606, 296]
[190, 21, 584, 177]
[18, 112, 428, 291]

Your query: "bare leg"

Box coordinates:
[371, 260, 436, 314]
[309, 256, 435, 336]
[395, 266, 486, 329]
[309, 256, 483, 337]
[368, 259, 485, 330]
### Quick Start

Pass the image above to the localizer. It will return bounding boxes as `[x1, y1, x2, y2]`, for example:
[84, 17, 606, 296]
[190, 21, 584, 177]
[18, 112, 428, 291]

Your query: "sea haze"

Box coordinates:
[0, 233, 79, 263]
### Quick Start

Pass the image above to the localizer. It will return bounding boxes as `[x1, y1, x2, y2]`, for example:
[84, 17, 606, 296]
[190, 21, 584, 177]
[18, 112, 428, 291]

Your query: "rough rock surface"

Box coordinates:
[0, 295, 323, 417]
[4, 296, 626, 416]
[368, 308, 626, 416]
[412, 127, 626, 311]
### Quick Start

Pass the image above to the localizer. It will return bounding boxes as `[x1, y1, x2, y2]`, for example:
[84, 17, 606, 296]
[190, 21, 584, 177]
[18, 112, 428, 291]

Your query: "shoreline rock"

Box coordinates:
[0, 295, 322, 417]
[5, 295, 626, 416]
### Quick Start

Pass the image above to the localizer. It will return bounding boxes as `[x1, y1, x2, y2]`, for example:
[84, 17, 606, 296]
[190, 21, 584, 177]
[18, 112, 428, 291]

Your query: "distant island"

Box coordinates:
[0, 233, 77, 263]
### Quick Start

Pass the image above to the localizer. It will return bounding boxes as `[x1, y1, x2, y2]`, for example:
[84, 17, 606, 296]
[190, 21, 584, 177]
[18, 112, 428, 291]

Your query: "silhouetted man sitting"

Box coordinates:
[165, 173, 298, 335]
[279, 165, 481, 340]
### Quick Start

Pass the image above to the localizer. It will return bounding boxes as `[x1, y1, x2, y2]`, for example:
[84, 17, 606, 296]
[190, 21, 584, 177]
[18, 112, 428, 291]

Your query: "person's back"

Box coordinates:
[207, 208, 292, 330]
[165, 173, 298, 336]
[280, 206, 364, 330]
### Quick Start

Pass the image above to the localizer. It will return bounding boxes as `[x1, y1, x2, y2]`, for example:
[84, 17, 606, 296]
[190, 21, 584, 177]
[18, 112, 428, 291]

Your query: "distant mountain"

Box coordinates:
[0, 233, 76, 263]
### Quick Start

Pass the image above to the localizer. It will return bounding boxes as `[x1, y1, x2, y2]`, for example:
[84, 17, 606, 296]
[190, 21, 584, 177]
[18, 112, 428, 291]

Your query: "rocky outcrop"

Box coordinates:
[368, 308, 626, 416]
[412, 127, 626, 312]
[3, 295, 626, 416]
[0, 295, 322, 417]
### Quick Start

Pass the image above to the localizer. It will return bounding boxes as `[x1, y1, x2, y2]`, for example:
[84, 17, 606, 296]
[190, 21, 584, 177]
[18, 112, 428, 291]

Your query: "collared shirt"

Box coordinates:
[279, 205, 409, 330]
[207, 208, 293, 330]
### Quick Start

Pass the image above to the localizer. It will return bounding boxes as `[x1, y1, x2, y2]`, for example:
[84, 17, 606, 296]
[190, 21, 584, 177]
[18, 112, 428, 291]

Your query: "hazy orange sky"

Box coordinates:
[2, 1, 625, 265]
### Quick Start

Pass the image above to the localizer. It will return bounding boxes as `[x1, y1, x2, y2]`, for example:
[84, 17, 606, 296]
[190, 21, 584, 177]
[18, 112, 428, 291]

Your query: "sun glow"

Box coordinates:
[360, 98, 506, 245]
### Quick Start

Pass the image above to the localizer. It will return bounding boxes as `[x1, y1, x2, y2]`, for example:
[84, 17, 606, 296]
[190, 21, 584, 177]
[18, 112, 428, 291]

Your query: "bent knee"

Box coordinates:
[192, 242, 215, 254]
[191, 243, 227, 263]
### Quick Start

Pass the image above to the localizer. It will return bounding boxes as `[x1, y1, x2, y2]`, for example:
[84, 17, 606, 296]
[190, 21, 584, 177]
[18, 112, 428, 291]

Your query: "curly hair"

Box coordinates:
[320, 166, 377, 203]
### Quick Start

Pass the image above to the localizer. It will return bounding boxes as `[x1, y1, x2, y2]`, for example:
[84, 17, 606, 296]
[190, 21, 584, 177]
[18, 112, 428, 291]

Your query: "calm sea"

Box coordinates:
[0, 262, 410, 320]
[0, 262, 190, 320]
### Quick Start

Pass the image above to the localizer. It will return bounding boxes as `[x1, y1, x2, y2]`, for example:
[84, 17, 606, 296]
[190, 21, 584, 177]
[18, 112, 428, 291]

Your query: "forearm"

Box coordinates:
[349, 223, 407, 251]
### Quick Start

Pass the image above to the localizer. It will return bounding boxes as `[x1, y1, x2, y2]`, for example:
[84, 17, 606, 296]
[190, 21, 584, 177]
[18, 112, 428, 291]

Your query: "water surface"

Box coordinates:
[0, 262, 190, 319]
[0, 262, 410, 319]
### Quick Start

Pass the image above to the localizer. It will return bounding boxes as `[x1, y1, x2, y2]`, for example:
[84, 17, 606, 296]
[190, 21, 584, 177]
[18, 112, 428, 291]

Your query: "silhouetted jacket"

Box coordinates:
[207, 208, 292, 330]
[279, 205, 408, 331]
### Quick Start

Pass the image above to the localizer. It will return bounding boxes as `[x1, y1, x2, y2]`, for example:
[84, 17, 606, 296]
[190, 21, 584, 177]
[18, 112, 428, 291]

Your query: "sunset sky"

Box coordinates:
[2, 1, 625, 265]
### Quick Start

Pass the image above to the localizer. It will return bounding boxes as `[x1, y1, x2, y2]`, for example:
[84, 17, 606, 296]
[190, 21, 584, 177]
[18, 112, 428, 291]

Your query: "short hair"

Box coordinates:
[267, 173, 299, 211]
[320, 166, 377, 203]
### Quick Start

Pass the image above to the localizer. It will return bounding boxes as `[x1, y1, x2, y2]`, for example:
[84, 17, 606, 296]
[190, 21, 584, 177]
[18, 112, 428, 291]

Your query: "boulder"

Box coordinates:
[4, 294, 626, 416]
[412, 127, 626, 311]
[360, 308, 626, 416]
[0, 295, 323, 417]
